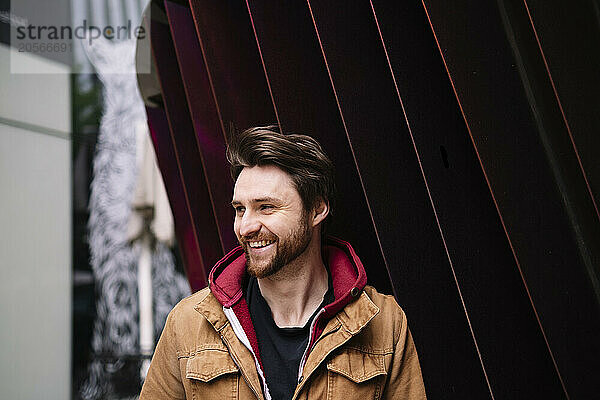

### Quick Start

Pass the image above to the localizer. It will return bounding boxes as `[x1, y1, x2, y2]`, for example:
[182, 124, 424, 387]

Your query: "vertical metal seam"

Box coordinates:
[522, 0, 600, 224]
[369, 2, 495, 398]
[498, 0, 586, 396]
[421, 1, 571, 398]
[165, 2, 227, 256]
[187, 1, 228, 144]
[306, 0, 398, 300]
[149, 16, 208, 285]
[245, 0, 282, 133]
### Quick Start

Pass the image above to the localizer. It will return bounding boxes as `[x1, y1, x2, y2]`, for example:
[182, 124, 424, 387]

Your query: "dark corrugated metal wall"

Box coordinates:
[137, 1, 600, 397]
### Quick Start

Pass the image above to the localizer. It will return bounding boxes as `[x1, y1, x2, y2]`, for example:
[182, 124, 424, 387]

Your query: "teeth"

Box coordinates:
[249, 240, 274, 248]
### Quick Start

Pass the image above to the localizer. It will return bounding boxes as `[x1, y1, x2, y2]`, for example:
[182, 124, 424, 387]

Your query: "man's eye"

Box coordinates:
[234, 207, 245, 215]
[260, 205, 274, 211]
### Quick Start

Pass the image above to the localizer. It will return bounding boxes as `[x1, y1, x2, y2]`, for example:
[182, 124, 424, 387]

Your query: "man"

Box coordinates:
[140, 126, 426, 399]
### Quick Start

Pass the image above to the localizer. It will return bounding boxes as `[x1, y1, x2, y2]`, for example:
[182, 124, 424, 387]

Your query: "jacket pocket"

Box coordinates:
[325, 348, 387, 400]
[186, 349, 239, 400]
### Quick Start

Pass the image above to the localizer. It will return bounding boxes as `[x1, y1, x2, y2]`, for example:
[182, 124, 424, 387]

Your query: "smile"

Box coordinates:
[248, 240, 275, 248]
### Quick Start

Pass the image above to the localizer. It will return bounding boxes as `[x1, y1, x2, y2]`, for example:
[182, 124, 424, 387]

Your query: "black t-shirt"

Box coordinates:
[246, 276, 334, 400]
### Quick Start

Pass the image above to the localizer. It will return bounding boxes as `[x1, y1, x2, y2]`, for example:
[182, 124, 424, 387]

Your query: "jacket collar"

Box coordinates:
[335, 290, 380, 334]
[193, 289, 229, 331]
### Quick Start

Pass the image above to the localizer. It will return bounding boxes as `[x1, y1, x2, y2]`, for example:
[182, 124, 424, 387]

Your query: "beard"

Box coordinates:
[243, 212, 312, 279]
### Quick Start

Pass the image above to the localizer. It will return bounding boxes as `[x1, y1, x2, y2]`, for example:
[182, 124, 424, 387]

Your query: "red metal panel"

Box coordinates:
[523, 0, 600, 222]
[188, 0, 277, 132]
[419, 0, 600, 397]
[150, 14, 222, 291]
[146, 106, 202, 290]
[165, 0, 237, 251]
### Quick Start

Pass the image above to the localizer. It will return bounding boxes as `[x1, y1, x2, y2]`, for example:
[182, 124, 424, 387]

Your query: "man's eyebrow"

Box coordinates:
[253, 197, 281, 204]
[231, 197, 281, 207]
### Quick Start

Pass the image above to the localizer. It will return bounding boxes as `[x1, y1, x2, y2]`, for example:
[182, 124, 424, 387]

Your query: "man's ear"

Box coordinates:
[312, 199, 329, 227]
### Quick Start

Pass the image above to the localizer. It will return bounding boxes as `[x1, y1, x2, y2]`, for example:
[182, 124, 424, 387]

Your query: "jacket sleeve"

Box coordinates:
[382, 308, 427, 400]
[139, 309, 186, 399]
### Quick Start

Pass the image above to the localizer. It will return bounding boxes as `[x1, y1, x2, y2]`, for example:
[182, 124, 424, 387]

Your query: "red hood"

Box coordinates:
[209, 236, 368, 316]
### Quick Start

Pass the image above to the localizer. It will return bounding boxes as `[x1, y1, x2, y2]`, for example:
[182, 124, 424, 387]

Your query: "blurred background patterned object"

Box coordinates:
[80, 37, 188, 400]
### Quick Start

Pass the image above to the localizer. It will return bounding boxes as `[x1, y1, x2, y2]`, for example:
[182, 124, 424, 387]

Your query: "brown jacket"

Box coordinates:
[140, 238, 426, 400]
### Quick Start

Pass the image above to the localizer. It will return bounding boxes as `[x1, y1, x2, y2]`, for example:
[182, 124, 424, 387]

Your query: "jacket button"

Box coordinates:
[350, 287, 360, 297]
[298, 375, 304, 383]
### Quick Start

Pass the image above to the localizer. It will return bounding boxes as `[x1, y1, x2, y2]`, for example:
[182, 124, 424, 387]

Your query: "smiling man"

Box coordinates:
[140, 126, 426, 400]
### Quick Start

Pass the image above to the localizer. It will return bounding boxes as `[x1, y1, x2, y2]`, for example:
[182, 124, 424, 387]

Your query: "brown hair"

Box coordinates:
[227, 125, 335, 222]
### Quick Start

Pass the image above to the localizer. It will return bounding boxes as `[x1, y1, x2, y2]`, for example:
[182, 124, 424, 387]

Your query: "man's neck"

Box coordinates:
[257, 235, 329, 328]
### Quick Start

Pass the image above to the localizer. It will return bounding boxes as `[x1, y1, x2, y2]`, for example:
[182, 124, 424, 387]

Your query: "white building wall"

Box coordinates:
[0, 43, 71, 400]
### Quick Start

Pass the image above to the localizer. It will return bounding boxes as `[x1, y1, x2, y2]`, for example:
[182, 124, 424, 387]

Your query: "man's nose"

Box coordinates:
[238, 211, 261, 237]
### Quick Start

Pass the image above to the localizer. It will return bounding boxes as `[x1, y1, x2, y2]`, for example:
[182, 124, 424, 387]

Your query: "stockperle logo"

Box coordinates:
[15, 19, 146, 46]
